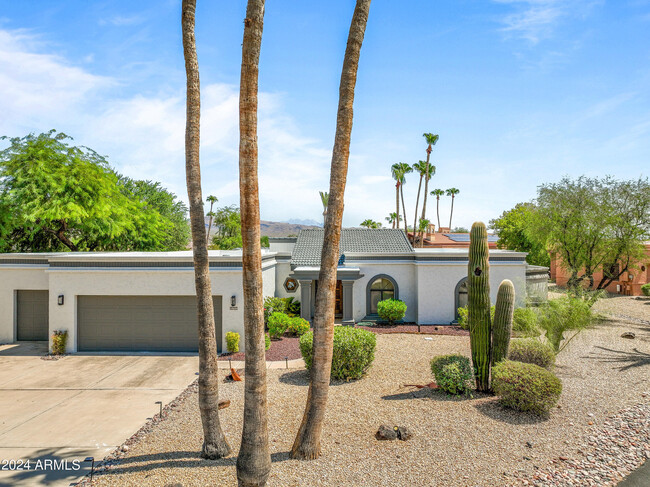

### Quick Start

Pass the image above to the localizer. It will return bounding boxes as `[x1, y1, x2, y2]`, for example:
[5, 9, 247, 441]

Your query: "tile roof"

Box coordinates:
[291, 228, 413, 266]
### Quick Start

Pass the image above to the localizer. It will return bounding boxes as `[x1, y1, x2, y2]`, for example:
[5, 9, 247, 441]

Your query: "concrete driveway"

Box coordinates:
[0, 342, 198, 487]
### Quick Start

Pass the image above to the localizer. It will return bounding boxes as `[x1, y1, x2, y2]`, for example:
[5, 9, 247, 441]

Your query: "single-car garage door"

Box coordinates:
[77, 296, 222, 352]
[17, 290, 49, 341]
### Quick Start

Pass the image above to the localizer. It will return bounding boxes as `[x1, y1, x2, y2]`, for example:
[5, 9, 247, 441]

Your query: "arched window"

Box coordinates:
[366, 275, 398, 315]
[455, 277, 468, 320]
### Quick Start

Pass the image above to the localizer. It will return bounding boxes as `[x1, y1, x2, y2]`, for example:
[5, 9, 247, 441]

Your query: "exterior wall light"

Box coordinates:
[231, 295, 236, 307]
[57, 295, 64, 306]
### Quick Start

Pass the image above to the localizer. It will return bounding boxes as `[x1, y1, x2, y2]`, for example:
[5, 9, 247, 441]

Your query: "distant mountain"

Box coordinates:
[285, 218, 323, 227]
[204, 216, 320, 238]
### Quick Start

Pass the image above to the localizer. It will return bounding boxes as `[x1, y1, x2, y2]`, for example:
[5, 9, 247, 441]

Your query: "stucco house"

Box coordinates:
[0, 228, 529, 354]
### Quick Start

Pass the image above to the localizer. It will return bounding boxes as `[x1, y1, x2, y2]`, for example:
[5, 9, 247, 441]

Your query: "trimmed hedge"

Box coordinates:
[642, 283, 650, 297]
[492, 360, 562, 416]
[508, 338, 555, 369]
[287, 317, 310, 337]
[300, 326, 376, 381]
[225, 331, 240, 353]
[268, 312, 290, 339]
[430, 354, 473, 395]
[377, 299, 407, 324]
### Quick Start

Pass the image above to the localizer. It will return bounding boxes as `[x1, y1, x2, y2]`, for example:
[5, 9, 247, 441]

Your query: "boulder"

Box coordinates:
[376, 425, 398, 440]
[397, 426, 413, 441]
[621, 332, 636, 339]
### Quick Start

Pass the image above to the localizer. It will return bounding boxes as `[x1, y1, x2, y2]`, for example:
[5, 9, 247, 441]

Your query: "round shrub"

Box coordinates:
[225, 331, 240, 353]
[513, 306, 540, 337]
[457, 305, 495, 330]
[265, 333, 271, 351]
[430, 354, 473, 395]
[377, 299, 407, 324]
[287, 317, 310, 337]
[300, 326, 376, 381]
[508, 338, 555, 369]
[492, 360, 562, 416]
[642, 283, 650, 297]
[268, 312, 290, 339]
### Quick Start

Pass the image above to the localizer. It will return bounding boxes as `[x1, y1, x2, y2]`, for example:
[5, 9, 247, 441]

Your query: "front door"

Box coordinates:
[335, 280, 343, 317]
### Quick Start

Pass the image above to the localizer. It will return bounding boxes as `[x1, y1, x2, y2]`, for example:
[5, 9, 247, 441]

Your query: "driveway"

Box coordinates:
[0, 342, 198, 486]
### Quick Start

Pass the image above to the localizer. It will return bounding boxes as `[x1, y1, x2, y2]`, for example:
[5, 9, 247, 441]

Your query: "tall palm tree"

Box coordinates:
[236, 0, 271, 485]
[385, 212, 400, 228]
[206, 195, 218, 244]
[431, 188, 444, 231]
[390, 163, 402, 229]
[412, 161, 435, 246]
[181, 0, 230, 459]
[360, 219, 380, 228]
[319, 191, 329, 225]
[291, 0, 371, 461]
[394, 162, 412, 235]
[419, 133, 438, 246]
[446, 187, 460, 230]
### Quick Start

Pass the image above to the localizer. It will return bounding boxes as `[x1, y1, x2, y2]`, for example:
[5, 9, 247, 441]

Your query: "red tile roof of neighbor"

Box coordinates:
[408, 232, 499, 249]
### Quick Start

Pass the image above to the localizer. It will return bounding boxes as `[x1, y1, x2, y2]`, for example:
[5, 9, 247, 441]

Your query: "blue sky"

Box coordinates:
[1, 0, 649, 229]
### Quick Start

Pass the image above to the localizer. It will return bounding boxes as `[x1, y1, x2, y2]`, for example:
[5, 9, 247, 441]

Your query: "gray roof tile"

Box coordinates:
[291, 228, 413, 266]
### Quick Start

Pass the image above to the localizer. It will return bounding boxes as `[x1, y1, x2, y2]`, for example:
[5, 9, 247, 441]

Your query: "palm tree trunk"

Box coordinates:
[181, 0, 231, 460]
[291, 0, 371, 460]
[412, 174, 423, 244]
[395, 184, 400, 230]
[419, 150, 431, 247]
[449, 195, 455, 229]
[436, 196, 441, 231]
[400, 185, 407, 234]
[236, 1, 271, 485]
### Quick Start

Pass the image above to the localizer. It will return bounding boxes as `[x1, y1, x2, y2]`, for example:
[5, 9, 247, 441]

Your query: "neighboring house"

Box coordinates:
[549, 242, 650, 296]
[0, 229, 528, 354]
[407, 230, 499, 249]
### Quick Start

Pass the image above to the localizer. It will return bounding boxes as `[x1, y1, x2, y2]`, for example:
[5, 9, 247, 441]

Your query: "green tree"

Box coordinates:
[391, 162, 412, 233]
[412, 160, 435, 246]
[205, 195, 218, 244]
[489, 203, 550, 267]
[385, 212, 401, 229]
[0, 131, 188, 252]
[419, 133, 439, 247]
[451, 226, 469, 233]
[430, 188, 445, 231]
[360, 219, 381, 228]
[319, 191, 329, 225]
[446, 188, 460, 229]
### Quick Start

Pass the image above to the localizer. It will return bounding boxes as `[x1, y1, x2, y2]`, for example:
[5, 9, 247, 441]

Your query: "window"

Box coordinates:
[368, 277, 395, 314]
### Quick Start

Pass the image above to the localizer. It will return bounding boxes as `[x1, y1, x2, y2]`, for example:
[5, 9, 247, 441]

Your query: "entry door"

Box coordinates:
[335, 280, 343, 317]
[17, 290, 49, 341]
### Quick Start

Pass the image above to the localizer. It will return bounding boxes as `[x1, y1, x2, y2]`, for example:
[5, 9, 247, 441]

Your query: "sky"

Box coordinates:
[1, 0, 649, 229]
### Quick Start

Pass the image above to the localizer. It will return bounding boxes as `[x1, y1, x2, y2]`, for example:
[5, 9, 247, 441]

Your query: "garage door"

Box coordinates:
[77, 296, 222, 352]
[17, 290, 49, 341]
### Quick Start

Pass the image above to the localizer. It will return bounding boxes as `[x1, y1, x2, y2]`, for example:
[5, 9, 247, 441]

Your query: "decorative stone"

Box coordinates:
[376, 425, 398, 441]
[397, 426, 413, 441]
[621, 332, 636, 339]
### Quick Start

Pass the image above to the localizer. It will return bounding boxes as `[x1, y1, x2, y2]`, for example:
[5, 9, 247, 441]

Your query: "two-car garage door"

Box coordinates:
[77, 296, 222, 353]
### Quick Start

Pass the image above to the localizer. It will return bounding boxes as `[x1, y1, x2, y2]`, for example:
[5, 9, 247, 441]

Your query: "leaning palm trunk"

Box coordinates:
[236, 1, 271, 485]
[400, 185, 408, 234]
[395, 184, 400, 229]
[436, 196, 441, 232]
[412, 174, 424, 245]
[449, 195, 455, 229]
[419, 153, 432, 247]
[181, 0, 231, 459]
[291, 0, 371, 460]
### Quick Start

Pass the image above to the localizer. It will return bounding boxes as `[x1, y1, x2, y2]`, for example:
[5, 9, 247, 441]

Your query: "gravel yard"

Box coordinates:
[86, 297, 649, 487]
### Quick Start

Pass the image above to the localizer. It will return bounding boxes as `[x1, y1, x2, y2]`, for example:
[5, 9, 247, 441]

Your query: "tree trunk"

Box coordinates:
[436, 196, 441, 231]
[449, 195, 455, 229]
[412, 174, 423, 245]
[291, 0, 371, 461]
[236, 1, 271, 485]
[52, 220, 78, 251]
[419, 147, 432, 247]
[400, 185, 408, 233]
[395, 184, 400, 230]
[181, 0, 231, 460]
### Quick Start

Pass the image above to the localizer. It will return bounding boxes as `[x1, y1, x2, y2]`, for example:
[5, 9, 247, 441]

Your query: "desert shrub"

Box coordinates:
[537, 296, 595, 352]
[268, 312, 290, 339]
[265, 333, 271, 350]
[457, 305, 495, 330]
[508, 338, 555, 369]
[377, 299, 407, 324]
[430, 354, 473, 395]
[286, 317, 310, 337]
[642, 283, 650, 297]
[51, 330, 68, 355]
[492, 360, 562, 416]
[225, 331, 240, 353]
[513, 307, 540, 337]
[263, 296, 287, 324]
[300, 327, 376, 381]
[283, 297, 301, 316]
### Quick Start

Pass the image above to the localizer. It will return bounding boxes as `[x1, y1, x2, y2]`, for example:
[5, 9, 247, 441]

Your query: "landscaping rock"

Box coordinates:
[376, 425, 398, 441]
[397, 426, 413, 441]
[620, 332, 636, 339]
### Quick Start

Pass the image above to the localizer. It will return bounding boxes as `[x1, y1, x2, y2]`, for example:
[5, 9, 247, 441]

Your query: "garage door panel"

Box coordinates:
[77, 296, 222, 353]
[17, 290, 49, 341]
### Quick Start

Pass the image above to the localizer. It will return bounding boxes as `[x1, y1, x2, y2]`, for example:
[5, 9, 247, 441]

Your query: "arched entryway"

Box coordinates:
[455, 277, 468, 320]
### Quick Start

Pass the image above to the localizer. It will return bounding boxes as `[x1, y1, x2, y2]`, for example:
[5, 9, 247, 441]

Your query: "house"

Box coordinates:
[0, 229, 529, 354]
[407, 229, 499, 249]
[549, 242, 650, 296]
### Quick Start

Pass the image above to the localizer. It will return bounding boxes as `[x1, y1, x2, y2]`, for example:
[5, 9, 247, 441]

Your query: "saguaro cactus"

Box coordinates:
[492, 279, 515, 365]
[468, 221, 491, 392]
